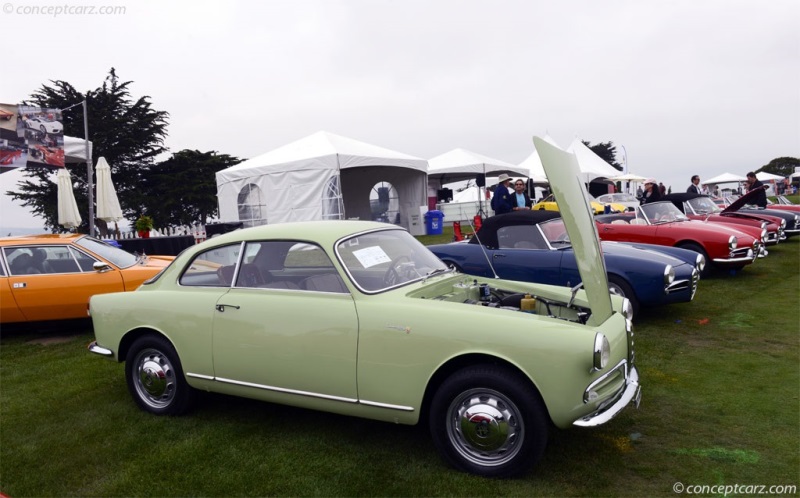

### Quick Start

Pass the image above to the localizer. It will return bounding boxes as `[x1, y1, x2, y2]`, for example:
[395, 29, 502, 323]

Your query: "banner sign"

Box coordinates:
[0, 103, 65, 173]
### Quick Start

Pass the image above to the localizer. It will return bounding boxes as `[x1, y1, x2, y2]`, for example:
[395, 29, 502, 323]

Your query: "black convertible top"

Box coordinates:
[470, 210, 561, 248]
[662, 192, 707, 211]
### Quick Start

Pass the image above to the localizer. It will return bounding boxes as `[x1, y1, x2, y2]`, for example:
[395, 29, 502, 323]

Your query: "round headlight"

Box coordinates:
[593, 333, 611, 371]
[663, 265, 675, 284]
[622, 297, 633, 321]
[729, 236, 737, 250]
[760, 228, 767, 242]
[695, 253, 706, 272]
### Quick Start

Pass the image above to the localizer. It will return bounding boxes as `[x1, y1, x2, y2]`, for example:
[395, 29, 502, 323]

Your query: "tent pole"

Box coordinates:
[83, 100, 94, 237]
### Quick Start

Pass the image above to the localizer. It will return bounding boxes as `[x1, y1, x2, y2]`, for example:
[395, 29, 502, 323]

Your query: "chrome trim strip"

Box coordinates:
[188, 373, 414, 412]
[358, 399, 415, 411]
[214, 376, 359, 403]
[87, 341, 113, 357]
[583, 359, 627, 400]
[665, 279, 691, 293]
[712, 255, 755, 263]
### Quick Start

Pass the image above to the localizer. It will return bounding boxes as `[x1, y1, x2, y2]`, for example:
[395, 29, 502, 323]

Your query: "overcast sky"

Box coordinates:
[2, 0, 798, 230]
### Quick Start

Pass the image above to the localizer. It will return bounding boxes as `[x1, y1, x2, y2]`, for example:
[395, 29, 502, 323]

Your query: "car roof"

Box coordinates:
[0, 234, 83, 245]
[471, 210, 560, 248]
[196, 220, 401, 248]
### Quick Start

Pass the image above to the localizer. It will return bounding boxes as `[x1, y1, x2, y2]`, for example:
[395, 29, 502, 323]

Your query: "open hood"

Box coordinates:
[534, 137, 613, 325]
[723, 185, 767, 213]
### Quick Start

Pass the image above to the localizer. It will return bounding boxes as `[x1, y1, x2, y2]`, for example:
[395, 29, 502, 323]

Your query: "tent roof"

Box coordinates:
[566, 138, 622, 182]
[756, 171, 785, 181]
[703, 172, 747, 184]
[517, 134, 559, 183]
[427, 148, 528, 183]
[218, 131, 427, 182]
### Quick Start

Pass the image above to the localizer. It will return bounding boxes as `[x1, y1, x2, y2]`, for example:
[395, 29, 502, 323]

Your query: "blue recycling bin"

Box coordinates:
[425, 210, 444, 235]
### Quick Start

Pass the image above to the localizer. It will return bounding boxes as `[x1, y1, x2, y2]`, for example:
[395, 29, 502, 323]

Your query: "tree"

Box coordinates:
[758, 157, 800, 177]
[582, 140, 623, 171]
[6, 68, 169, 232]
[143, 150, 241, 227]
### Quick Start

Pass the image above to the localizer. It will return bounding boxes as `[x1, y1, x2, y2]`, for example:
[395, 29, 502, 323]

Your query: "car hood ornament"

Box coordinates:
[534, 137, 613, 325]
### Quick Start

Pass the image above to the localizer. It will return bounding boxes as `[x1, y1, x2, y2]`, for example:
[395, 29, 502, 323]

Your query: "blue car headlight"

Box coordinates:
[663, 265, 675, 285]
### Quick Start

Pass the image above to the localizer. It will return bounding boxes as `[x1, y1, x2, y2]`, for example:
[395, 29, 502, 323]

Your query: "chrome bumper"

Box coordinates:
[574, 364, 641, 427]
[88, 340, 114, 357]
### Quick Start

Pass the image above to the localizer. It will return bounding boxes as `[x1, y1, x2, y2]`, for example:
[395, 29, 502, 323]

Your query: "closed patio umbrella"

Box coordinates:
[57, 168, 82, 228]
[95, 157, 123, 222]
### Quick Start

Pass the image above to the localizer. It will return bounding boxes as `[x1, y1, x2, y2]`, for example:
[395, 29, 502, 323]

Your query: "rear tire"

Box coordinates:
[429, 365, 548, 478]
[125, 335, 194, 415]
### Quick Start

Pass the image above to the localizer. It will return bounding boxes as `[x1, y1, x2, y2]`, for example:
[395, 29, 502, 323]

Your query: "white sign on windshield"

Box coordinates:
[352, 246, 391, 268]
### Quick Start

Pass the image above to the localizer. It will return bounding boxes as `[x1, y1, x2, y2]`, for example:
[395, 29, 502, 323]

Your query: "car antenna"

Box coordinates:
[462, 208, 500, 279]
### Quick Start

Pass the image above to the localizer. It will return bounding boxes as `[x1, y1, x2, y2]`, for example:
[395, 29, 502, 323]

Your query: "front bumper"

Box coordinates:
[573, 362, 641, 427]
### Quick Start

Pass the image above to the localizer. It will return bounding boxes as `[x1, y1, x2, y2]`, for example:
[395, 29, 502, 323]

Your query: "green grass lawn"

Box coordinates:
[1, 233, 798, 496]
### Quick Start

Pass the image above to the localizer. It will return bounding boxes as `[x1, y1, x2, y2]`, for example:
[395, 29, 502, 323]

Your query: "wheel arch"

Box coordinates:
[117, 327, 171, 363]
[419, 353, 551, 427]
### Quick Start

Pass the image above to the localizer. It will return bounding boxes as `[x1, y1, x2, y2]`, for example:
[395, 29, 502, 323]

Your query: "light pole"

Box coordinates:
[619, 144, 628, 193]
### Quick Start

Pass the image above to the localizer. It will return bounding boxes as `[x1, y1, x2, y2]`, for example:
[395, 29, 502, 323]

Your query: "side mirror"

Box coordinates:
[93, 261, 112, 273]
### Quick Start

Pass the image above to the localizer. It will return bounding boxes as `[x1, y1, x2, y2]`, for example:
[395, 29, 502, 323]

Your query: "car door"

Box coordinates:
[4, 245, 124, 321]
[211, 240, 359, 400]
[0, 258, 26, 323]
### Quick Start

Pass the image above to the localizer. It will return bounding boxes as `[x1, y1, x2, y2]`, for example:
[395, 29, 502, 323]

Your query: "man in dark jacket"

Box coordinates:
[492, 174, 514, 214]
[745, 172, 768, 208]
[687, 175, 701, 194]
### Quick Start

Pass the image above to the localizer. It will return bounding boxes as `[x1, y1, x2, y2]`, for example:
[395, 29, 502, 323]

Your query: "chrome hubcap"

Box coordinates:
[134, 348, 175, 408]
[447, 388, 523, 467]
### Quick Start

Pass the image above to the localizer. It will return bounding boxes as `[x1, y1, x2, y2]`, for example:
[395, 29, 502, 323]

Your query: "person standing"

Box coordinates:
[491, 174, 514, 215]
[511, 179, 532, 211]
[745, 172, 767, 208]
[659, 182, 667, 196]
[687, 175, 701, 194]
[641, 179, 663, 204]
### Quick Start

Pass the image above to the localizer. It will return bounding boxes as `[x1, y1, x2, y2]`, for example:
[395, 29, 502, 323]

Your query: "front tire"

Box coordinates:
[608, 275, 639, 316]
[677, 242, 711, 277]
[429, 365, 548, 478]
[125, 335, 194, 415]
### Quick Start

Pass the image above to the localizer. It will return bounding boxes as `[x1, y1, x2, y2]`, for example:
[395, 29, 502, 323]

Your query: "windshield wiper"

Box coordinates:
[423, 267, 454, 282]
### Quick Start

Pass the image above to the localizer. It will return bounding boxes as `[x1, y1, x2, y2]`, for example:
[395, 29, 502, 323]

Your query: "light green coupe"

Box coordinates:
[88, 138, 641, 477]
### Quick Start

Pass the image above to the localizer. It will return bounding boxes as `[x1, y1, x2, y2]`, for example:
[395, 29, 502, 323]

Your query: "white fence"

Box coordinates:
[100, 224, 208, 244]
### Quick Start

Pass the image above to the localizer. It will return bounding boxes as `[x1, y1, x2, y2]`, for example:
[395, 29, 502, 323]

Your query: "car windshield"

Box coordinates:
[639, 202, 689, 224]
[685, 197, 722, 215]
[611, 193, 638, 203]
[538, 218, 571, 247]
[74, 236, 139, 268]
[335, 228, 449, 293]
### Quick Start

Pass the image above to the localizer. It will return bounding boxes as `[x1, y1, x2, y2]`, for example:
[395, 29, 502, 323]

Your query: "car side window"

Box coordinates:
[497, 226, 547, 250]
[246, 241, 347, 293]
[67, 247, 97, 272]
[180, 244, 242, 287]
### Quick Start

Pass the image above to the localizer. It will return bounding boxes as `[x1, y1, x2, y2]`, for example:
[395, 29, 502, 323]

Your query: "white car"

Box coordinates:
[23, 116, 62, 135]
[597, 193, 640, 211]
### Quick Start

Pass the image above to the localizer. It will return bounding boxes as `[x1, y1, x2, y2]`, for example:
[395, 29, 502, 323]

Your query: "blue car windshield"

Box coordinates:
[335, 229, 448, 293]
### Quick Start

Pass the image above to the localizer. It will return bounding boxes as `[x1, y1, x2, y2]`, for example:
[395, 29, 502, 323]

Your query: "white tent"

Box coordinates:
[215, 131, 428, 232]
[756, 171, 785, 182]
[427, 148, 528, 188]
[703, 172, 747, 185]
[517, 134, 559, 183]
[64, 136, 92, 163]
[566, 138, 622, 183]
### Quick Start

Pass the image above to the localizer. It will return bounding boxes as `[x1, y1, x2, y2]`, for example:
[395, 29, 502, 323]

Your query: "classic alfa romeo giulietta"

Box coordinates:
[88, 138, 641, 477]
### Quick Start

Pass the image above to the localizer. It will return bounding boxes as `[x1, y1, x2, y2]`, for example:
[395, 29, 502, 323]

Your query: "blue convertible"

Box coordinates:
[428, 210, 703, 315]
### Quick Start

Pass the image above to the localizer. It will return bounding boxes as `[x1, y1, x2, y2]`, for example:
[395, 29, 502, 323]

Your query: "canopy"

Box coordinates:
[566, 138, 622, 183]
[517, 134, 559, 183]
[56, 168, 81, 228]
[215, 131, 428, 232]
[64, 136, 92, 163]
[608, 172, 649, 182]
[756, 171, 785, 182]
[427, 148, 528, 187]
[703, 172, 747, 185]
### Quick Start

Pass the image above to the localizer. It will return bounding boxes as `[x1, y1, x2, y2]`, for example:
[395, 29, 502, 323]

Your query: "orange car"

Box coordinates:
[1, 234, 174, 325]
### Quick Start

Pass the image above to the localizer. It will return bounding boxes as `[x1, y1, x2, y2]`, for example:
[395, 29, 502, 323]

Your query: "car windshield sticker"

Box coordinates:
[353, 246, 391, 268]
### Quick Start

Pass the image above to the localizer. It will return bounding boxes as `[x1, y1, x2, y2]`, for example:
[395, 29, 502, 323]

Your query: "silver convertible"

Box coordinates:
[88, 138, 641, 477]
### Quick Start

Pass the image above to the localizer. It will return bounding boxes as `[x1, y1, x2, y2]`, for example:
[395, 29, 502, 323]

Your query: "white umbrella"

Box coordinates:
[95, 157, 123, 222]
[57, 168, 82, 228]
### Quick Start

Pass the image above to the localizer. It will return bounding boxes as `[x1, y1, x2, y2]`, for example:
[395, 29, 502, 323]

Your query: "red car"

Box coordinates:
[30, 145, 65, 167]
[663, 191, 783, 246]
[595, 202, 761, 275]
[767, 196, 800, 213]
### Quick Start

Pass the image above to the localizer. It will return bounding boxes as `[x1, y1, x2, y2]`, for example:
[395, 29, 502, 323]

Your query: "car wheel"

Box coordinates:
[608, 275, 639, 316]
[429, 365, 548, 478]
[677, 242, 711, 277]
[125, 335, 194, 415]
